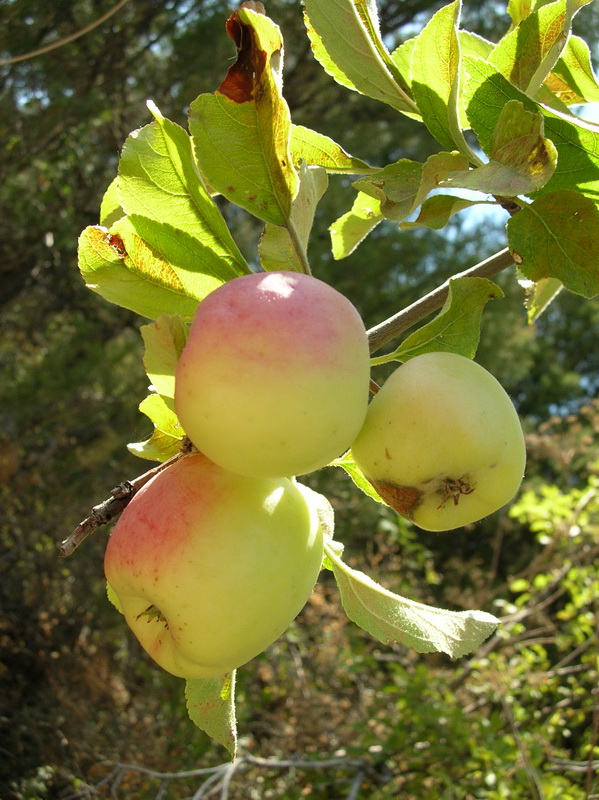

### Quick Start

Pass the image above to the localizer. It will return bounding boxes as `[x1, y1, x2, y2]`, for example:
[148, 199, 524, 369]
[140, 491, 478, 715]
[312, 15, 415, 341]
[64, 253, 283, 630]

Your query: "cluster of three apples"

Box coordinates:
[104, 271, 525, 679]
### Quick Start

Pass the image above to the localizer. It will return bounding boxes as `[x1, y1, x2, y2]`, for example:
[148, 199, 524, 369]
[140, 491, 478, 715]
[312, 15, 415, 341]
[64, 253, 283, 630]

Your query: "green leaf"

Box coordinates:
[354, 152, 470, 222]
[374, 277, 503, 364]
[330, 451, 386, 505]
[99, 177, 123, 227]
[410, 1, 473, 157]
[106, 581, 123, 614]
[546, 35, 599, 104]
[185, 673, 237, 759]
[140, 314, 189, 406]
[520, 275, 563, 322]
[329, 191, 384, 259]
[128, 394, 183, 462]
[324, 541, 500, 658]
[259, 163, 328, 272]
[302, 0, 418, 116]
[507, 190, 599, 298]
[399, 194, 481, 230]
[127, 215, 235, 302]
[464, 57, 599, 201]
[489, 0, 572, 96]
[189, 9, 298, 226]
[118, 104, 249, 279]
[290, 124, 376, 174]
[78, 223, 200, 320]
[442, 100, 557, 195]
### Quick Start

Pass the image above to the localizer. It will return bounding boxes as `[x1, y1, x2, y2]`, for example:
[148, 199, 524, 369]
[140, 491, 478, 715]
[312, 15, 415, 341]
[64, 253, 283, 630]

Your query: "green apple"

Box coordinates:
[104, 453, 324, 678]
[351, 352, 526, 531]
[174, 271, 370, 478]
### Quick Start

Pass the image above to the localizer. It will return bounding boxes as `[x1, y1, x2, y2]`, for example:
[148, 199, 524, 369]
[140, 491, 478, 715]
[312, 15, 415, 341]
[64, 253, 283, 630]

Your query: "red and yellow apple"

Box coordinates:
[104, 453, 324, 678]
[174, 271, 370, 478]
[351, 352, 526, 531]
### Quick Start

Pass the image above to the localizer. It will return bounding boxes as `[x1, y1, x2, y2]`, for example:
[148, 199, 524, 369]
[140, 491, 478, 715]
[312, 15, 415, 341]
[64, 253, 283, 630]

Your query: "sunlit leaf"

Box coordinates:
[354, 152, 470, 222]
[259, 163, 328, 272]
[546, 35, 599, 104]
[519, 275, 564, 322]
[325, 542, 500, 658]
[329, 191, 384, 259]
[118, 104, 248, 280]
[507, 190, 599, 298]
[489, 0, 572, 95]
[128, 393, 184, 462]
[189, 8, 298, 226]
[186, 673, 237, 759]
[291, 124, 376, 174]
[78, 223, 200, 320]
[140, 314, 189, 406]
[442, 100, 557, 195]
[464, 57, 599, 201]
[330, 451, 385, 505]
[411, 1, 471, 155]
[375, 277, 503, 363]
[99, 177, 123, 227]
[302, 0, 418, 116]
[400, 194, 481, 230]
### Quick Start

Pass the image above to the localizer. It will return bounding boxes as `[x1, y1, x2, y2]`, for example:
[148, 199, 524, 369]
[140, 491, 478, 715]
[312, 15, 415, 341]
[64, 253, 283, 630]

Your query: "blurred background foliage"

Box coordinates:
[1, 0, 598, 798]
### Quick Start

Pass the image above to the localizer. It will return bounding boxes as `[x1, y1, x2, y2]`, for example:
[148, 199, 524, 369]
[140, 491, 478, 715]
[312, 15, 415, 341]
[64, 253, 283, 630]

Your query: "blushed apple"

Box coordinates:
[351, 352, 526, 531]
[174, 271, 370, 478]
[104, 453, 324, 679]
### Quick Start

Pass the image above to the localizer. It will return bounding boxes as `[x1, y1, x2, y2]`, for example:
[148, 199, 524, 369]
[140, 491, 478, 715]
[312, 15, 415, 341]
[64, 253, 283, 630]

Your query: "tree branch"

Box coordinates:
[58, 449, 188, 558]
[1, 0, 132, 66]
[366, 247, 515, 354]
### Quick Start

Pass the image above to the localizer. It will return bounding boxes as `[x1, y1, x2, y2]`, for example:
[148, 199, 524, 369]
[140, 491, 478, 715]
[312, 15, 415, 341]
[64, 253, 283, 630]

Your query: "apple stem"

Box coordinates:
[366, 248, 515, 354]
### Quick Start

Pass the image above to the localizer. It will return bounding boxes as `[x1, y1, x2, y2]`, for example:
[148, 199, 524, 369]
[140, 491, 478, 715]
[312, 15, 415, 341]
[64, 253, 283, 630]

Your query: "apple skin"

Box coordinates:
[104, 453, 324, 679]
[174, 271, 370, 478]
[351, 352, 526, 531]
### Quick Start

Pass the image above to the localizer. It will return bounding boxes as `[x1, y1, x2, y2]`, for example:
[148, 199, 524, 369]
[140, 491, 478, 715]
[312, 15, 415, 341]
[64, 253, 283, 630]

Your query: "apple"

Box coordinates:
[104, 453, 324, 679]
[174, 271, 370, 478]
[351, 352, 526, 531]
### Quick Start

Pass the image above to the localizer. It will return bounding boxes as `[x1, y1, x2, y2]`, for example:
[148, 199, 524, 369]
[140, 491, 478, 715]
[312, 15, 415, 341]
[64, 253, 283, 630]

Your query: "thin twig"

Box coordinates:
[1, 0, 131, 66]
[366, 247, 515, 354]
[58, 449, 187, 557]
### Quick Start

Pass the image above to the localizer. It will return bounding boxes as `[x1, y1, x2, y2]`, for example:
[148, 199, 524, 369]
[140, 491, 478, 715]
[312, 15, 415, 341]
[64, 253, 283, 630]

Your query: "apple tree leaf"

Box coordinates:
[291, 124, 376, 174]
[258, 163, 328, 272]
[185, 673, 237, 760]
[355, 152, 470, 222]
[106, 581, 123, 614]
[140, 314, 189, 406]
[78, 223, 200, 321]
[489, 0, 573, 95]
[99, 177, 123, 227]
[410, 1, 472, 156]
[463, 57, 599, 201]
[329, 191, 384, 259]
[546, 35, 599, 104]
[442, 100, 557, 195]
[118, 103, 249, 286]
[324, 541, 500, 658]
[520, 275, 564, 323]
[189, 8, 298, 226]
[399, 195, 481, 230]
[302, 0, 418, 116]
[373, 277, 504, 364]
[128, 394, 183, 462]
[330, 451, 386, 505]
[507, 189, 599, 298]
